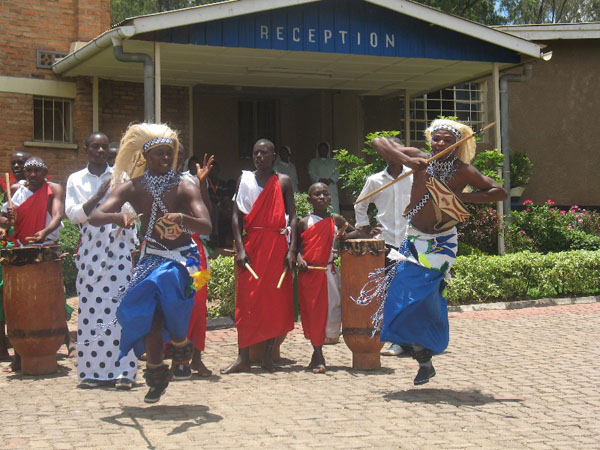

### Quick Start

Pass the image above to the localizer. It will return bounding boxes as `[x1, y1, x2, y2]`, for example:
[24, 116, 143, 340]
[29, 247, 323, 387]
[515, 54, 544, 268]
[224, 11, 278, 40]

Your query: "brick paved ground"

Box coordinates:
[1, 302, 599, 449]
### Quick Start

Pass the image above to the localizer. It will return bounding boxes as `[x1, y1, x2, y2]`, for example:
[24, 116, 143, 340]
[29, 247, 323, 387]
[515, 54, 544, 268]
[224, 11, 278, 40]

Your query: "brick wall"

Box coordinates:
[0, 0, 110, 183]
[100, 80, 190, 153]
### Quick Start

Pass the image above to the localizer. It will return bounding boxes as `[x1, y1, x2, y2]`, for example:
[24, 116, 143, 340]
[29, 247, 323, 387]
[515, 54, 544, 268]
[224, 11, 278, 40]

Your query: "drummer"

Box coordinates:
[0, 156, 69, 370]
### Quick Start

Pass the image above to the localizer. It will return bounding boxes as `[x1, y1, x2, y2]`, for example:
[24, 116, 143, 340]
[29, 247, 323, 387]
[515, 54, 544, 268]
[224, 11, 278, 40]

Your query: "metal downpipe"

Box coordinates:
[500, 63, 532, 221]
[112, 40, 155, 123]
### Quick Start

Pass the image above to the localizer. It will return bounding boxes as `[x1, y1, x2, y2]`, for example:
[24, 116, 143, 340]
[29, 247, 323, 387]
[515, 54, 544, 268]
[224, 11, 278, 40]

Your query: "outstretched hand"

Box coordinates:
[195, 154, 215, 183]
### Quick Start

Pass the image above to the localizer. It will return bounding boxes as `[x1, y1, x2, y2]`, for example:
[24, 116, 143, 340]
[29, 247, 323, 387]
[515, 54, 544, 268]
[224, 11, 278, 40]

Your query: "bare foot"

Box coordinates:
[312, 364, 326, 374]
[261, 359, 277, 373]
[191, 356, 212, 377]
[220, 357, 250, 375]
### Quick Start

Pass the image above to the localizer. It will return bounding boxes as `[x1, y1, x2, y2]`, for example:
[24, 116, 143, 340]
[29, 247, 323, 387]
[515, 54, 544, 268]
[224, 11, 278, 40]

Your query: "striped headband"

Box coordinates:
[432, 124, 462, 140]
[23, 159, 47, 170]
[143, 137, 174, 153]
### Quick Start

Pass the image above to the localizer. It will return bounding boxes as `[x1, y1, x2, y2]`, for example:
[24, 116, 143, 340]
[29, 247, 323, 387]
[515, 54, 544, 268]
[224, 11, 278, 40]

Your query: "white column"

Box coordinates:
[154, 42, 161, 123]
[188, 86, 194, 153]
[92, 76, 99, 131]
[492, 62, 505, 255]
[404, 90, 410, 145]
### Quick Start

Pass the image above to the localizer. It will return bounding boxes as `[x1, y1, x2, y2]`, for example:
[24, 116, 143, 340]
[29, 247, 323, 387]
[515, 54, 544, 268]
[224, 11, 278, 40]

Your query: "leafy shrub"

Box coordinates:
[510, 151, 533, 187]
[447, 250, 600, 304]
[457, 205, 500, 254]
[207, 255, 235, 318]
[506, 200, 600, 253]
[58, 219, 80, 296]
[294, 192, 312, 219]
[472, 149, 503, 184]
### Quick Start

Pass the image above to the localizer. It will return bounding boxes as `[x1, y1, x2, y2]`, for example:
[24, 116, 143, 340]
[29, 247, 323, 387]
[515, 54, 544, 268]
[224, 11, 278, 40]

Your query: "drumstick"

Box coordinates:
[354, 122, 496, 205]
[245, 262, 259, 280]
[276, 267, 287, 289]
[336, 221, 349, 240]
[307, 265, 328, 271]
[116, 213, 142, 238]
[5, 173, 13, 209]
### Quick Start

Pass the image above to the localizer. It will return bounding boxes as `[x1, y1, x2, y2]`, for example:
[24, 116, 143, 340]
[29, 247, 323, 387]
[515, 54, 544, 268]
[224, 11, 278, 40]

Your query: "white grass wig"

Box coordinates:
[425, 119, 476, 164]
[113, 123, 180, 184]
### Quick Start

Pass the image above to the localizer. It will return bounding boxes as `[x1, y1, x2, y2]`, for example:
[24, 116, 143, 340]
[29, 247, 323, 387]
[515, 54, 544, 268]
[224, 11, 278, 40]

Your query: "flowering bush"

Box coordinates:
[506, 200, 600, 253]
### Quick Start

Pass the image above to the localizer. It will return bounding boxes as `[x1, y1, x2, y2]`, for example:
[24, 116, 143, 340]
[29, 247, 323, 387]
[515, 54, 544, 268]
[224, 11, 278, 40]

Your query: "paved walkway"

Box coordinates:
[1, 302, 599, 449]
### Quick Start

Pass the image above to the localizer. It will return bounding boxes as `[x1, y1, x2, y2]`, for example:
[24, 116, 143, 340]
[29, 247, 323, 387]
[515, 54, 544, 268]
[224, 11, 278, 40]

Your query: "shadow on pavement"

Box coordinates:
[102, 404, 223, 448]
[383, 388, 523, 407]
[4, 362, 72, 380]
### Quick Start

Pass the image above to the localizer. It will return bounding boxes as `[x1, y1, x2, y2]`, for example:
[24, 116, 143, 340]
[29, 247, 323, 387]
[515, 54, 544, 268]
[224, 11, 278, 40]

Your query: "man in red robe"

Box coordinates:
[221, 139, 296, 374]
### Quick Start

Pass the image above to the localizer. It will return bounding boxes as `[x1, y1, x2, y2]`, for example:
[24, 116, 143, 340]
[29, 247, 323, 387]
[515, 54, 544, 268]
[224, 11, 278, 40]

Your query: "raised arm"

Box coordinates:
[89, 182, 133, 227]
[65, 176, 110, 224]
[370, 137, 428, 171]
[458, 165, 508, 204]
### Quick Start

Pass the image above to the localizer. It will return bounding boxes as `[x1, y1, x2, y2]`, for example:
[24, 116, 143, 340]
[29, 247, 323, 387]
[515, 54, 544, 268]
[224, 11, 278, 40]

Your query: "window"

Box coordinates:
[402, 82, 486, 142]
[238, 100, 279, 159]
[33, 96, 73, 143]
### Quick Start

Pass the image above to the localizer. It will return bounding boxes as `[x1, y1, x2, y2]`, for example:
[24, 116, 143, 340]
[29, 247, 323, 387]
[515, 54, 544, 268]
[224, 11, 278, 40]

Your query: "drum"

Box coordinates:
[340, 239, 385, 370]
[1, 245, 67, 375]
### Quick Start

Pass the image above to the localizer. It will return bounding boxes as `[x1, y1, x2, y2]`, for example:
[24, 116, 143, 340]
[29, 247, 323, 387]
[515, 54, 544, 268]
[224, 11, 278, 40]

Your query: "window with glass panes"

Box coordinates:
[402, 82, 485, 142]
[33, 96, 73, 143]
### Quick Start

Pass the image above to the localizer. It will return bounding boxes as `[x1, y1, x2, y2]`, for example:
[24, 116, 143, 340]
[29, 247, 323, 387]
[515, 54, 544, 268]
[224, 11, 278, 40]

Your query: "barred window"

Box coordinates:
[33, 96, 73, 143]
[403, 82, 486, 142]
[238, 100, 279, 159]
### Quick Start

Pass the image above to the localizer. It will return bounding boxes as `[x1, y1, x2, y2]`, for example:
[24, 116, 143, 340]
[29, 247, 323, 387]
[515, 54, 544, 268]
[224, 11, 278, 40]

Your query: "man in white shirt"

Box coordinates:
[65, 132, 138, 390]
[353, 137, 413, 356]
[273, 145, 299, 193]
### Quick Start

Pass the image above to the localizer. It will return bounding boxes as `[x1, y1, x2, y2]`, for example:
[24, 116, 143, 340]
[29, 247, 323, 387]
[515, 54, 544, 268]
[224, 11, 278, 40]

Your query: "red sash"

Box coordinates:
[187, 234, 208, 352]
[13, 183, 52, 244]
[297, 217, 335, 346]
[236, 174, 294, 348]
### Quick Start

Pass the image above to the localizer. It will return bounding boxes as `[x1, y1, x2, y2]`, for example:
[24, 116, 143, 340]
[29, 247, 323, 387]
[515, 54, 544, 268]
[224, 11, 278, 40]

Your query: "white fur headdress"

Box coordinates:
[425, 119, 476, 164]
[113, 123, 180, 184]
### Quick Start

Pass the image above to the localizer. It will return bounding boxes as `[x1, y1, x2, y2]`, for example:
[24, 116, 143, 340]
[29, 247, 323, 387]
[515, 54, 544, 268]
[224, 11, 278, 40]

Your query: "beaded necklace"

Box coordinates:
[141, 169, 193, 249]
[404, 156, 458, 220]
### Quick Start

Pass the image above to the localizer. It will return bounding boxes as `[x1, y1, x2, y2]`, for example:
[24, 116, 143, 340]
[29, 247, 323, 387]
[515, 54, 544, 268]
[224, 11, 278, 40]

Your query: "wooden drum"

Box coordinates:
[340, 239, 385, 370]
[1, 246, 67, 375]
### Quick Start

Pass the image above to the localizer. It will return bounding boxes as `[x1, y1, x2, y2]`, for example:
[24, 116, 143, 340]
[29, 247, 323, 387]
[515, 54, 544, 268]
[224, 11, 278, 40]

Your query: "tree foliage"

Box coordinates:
[414, 0, 599, 24]
[111, 0, 218, 24]
[498, 0, 600, 24]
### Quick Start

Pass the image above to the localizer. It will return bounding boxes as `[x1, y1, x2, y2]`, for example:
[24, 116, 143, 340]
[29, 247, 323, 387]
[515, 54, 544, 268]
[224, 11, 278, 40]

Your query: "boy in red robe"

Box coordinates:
[297, 182, 361, 373]
[221, 139, 296, 374]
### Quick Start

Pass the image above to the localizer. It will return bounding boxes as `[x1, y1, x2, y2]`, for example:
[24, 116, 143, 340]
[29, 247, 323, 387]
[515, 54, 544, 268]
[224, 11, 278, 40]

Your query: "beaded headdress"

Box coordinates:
[113, 123, 180, 184]
[425, 119, 475, 164]
[23, 159, 47, 170]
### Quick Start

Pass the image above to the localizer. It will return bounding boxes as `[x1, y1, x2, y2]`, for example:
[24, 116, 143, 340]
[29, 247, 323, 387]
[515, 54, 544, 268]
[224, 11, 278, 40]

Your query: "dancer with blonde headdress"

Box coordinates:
[90, 123, 211, 403]
[357, 119, 507, 385]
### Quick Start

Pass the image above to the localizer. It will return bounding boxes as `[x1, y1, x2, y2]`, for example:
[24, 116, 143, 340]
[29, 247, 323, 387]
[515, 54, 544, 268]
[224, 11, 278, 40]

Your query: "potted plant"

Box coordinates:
[509, 152, 533, 201]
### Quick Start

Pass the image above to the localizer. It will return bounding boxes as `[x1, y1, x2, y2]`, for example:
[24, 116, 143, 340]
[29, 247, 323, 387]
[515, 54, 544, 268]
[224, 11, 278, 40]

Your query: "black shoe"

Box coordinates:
[144, 383, 168, 403]
[413, 365, 436, 385]
[172, 364, 192, 380]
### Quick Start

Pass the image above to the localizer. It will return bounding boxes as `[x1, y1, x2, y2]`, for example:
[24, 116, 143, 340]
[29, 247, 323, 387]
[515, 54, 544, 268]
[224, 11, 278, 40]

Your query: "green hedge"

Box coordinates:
[447, 250, 600, 304]
[59, 219, 80, 296]
[207, 255, 236, 318]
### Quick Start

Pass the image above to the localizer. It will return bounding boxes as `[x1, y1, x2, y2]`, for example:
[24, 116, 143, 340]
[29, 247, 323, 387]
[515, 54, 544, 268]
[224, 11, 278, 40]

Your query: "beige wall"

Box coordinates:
[507, 39, 600, 206]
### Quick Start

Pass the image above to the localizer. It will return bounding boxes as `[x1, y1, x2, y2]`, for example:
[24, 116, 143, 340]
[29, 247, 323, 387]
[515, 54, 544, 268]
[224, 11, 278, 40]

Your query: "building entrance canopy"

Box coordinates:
[54, 0, 543, 97]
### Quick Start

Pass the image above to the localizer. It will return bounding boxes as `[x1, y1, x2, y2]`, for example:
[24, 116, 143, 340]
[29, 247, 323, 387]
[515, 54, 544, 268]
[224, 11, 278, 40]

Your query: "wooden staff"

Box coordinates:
[5, 173, 13, 209]
[245, 262, 259, 280]
[276, 267, 287, 289]
[354, 122, 496, 205]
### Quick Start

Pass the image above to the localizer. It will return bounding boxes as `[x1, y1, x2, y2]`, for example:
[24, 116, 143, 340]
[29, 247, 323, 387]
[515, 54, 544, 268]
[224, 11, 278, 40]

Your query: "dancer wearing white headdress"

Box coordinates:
[90, 123, 212, 403]
[66, 132, 139, 389]
[358, 119, 507, 386]
[308, 142, 340, 214]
